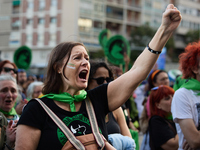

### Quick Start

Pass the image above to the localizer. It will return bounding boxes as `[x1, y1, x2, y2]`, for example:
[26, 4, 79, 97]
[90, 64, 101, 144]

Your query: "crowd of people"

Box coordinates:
[0, 4, 199, 150]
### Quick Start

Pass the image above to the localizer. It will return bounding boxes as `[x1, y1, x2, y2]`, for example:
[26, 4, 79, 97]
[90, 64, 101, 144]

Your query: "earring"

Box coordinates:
[58, 72, 61, 74]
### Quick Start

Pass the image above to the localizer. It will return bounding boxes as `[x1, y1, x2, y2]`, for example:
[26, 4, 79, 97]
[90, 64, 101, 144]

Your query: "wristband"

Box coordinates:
[147, 44, 161, 54]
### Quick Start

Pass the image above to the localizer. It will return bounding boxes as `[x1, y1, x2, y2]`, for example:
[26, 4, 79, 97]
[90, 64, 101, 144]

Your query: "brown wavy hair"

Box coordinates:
[42, 42, 86, 94]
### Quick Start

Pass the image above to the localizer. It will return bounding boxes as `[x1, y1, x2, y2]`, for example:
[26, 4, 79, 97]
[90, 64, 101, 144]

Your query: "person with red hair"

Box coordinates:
[0, 60, 18, 79]
[171, 41, 200, 149]
[149, 85, 178, 150]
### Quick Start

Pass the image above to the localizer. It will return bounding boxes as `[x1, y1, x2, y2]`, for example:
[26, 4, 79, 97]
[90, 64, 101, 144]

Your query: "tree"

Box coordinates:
[185, 29, 200, 44]
[130, 22, 156, 47]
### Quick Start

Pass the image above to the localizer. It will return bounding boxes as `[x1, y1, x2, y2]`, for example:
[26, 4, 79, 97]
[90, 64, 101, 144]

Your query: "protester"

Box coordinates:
[149, 85, 178, 150]
[26, 81, 43, 100]
[15, 4, 181, 150]
[0, 60, 18, 79]
[15, 81, 44, 115]
[140, 69, 170, 150]
[0, 75, 19, 150]
[87, 61, 136, 150]
[17, 69, 27, 95]
[171, 41, 200, 149]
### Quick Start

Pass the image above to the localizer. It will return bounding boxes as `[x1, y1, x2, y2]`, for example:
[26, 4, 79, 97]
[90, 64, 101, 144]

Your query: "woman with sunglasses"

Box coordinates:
[149, 85, 178, 150]
[171, 41, 200, 150]
[0, 60, 18, 79]
[15, 4, 181, 150]
[87, 61, 136, 150]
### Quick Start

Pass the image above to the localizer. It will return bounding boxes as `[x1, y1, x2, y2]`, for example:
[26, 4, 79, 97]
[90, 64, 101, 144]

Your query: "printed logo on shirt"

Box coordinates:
[57, 114, 102, 145]
[196, 103, 200, 130]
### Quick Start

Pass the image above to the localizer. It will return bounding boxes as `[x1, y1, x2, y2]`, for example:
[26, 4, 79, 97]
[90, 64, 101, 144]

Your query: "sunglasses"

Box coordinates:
[92, 77, 112, 85]
[3, 67, 18, 74]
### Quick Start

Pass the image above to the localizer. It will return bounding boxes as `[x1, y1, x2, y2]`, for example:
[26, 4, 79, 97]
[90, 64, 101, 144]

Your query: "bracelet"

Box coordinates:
[147, 44, 161, 54]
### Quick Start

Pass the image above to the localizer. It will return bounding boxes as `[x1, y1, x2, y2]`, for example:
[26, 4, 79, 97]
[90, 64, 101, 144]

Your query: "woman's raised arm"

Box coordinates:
[107, 4, 182, 111]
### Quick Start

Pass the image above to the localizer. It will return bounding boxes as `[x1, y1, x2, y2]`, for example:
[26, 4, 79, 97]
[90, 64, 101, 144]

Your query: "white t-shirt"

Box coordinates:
[171, 88, 200, 150]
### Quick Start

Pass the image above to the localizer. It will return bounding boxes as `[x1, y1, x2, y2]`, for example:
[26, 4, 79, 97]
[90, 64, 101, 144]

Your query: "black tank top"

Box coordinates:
[106, 112, 121, 134]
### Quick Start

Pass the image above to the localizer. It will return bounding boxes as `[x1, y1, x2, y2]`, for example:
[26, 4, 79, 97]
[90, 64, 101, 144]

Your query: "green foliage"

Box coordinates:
[89, 49, 105, 59]
[185, 29, 200, 44]
[130, 22, 156, 47]
[165, 36, 175, 49]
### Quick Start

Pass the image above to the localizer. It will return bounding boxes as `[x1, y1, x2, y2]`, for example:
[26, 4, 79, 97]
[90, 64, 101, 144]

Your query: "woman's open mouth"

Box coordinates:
[79, 70, 88, 81]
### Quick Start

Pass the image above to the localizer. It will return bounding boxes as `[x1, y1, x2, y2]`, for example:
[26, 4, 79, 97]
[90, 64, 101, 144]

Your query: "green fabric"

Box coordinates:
[0, 107, 17, 116]
[42, 90, 87, 112]
[180, 78, 200, 95]
[129, 129, 139, 150]
[166, 114, 173, 120]
[173, 75, 187, 91]
[129, 96, 138, 121]
[133, 120, 139, 128]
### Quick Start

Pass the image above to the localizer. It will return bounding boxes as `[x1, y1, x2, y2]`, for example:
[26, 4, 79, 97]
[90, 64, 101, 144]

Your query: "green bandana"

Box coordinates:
[166, 114, 173, 120]
[180, 78, 200, 95]
[0, 107, 17, 116]
[42, 90, 87, 112]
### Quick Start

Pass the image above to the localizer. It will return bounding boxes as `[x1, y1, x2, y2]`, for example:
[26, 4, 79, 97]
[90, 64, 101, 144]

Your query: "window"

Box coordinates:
[94, 3, 103, 13]
[39, 0, 45, 11]
[51, 0, 57, 6]
[78, 18, 92, 32]
[27, 34, 32, 42]
[50, 17, 57, 24]
[50, 33, 56, 41]
[12, 19, 20, 30]
[27, 19, 33, 25]
[38, 18, 45, 24]
[28, 1, 34, 9]
[38, 34, 44, 42]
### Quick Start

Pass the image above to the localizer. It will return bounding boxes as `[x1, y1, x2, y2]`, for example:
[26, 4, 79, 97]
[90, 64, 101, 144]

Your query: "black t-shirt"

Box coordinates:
[18, 84, 109, 150]
[149, 115, 176, 150]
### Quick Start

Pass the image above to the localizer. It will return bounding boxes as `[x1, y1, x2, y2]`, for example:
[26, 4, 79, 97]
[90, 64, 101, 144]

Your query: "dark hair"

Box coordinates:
[179, 41, 200, 79]
[149, 85, 174, 118]
[148, 69, 168, 91]
[88, 61, 113, 86]
[43, 42, 86, 94]
[0, 60, 17, 73]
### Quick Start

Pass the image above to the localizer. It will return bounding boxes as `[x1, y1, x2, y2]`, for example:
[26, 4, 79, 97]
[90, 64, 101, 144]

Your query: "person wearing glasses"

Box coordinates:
[15, 4, 181, 150]
[140, 69, 170, 150]
[0, 60, 18, 79]
[171, 41, 200, 150]
[149, 85, 178, 150]
[87, 61, 136, 150]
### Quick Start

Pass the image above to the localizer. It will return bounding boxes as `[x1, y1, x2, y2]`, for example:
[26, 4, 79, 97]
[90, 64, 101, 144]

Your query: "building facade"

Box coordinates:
[0, 0, 199, 73]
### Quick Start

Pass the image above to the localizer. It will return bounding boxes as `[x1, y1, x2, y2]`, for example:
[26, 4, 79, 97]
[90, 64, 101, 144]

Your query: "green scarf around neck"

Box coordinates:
[0, 107, 17, 116]
[180, 78, 200, 95]
[42, 90, 87, 112]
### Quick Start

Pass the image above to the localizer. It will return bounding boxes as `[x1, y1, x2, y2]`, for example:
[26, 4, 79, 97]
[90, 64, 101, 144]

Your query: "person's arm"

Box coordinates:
[15, 125, 41, 150]
[107, 4, 182, 111]
[160, 134, 179, 150]
[113, 107, 132, 138]
[178, 118, 200, 149]
[4, 120, 17, 150]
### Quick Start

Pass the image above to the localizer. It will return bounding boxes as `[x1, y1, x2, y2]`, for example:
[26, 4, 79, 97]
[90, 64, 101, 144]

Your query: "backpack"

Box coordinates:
[0, 112, 8, 149]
